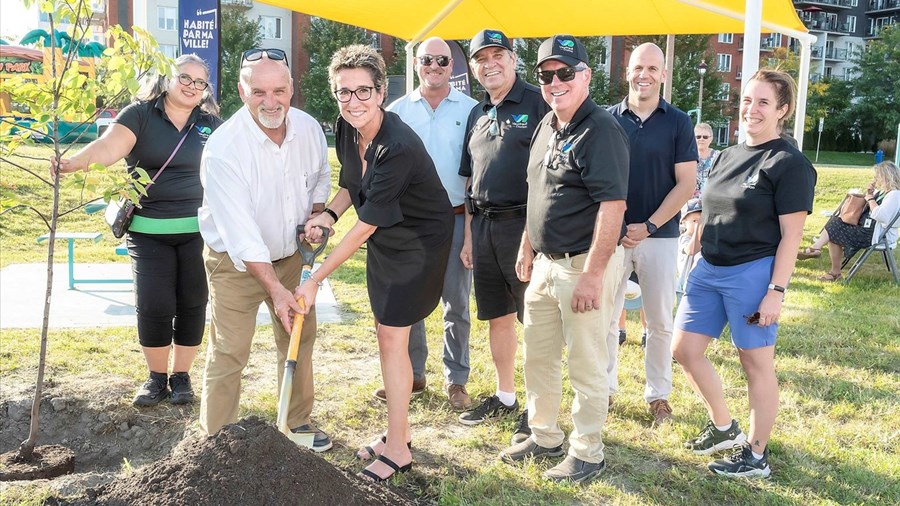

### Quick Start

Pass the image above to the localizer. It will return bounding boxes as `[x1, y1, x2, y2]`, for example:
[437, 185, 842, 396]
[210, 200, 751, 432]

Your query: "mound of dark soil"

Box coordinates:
[68, 417, 414, 506]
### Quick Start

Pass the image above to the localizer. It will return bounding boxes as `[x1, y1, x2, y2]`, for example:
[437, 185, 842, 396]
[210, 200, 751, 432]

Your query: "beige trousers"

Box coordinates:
[199, 247, 317, 435]
[523, 247, 623, 464]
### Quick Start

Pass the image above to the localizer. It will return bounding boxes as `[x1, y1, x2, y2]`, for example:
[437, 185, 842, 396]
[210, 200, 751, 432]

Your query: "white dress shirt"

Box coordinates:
[199, 106, 330, 272]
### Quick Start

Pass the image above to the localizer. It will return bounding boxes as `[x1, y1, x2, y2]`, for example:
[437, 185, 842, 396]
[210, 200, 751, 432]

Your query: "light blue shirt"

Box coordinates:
[386, 86, 477, 206]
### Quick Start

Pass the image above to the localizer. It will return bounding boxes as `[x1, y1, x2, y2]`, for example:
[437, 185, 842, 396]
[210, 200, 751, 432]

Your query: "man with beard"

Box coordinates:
[197, 50, 333, 451]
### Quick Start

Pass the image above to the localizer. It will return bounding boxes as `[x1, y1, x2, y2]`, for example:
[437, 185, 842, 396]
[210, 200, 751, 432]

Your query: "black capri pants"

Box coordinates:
[127, 231, 208, 347]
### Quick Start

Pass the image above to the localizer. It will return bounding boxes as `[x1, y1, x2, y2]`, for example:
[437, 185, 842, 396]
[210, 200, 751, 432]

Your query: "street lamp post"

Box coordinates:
[698, 60, 708, 124]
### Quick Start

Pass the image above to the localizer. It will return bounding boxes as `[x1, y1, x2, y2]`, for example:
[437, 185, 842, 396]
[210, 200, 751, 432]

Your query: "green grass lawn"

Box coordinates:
[1, 146, 899, 505]
[800, 150, 879, 167]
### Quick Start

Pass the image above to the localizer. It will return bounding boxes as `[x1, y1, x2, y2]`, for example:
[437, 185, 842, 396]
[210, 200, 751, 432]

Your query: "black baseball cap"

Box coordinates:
[469, 29, 512, 58]
[534, 35, 589, 71]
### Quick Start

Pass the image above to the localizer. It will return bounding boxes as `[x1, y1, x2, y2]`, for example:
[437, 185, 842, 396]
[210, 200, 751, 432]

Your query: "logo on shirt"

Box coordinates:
[508, 114, 529, 129]
[741, 171, 759, 189]
[195, 125, 212, 145]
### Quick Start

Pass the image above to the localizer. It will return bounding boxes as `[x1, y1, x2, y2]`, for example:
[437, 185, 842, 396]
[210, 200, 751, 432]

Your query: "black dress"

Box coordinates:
[335, 111, 454, 327]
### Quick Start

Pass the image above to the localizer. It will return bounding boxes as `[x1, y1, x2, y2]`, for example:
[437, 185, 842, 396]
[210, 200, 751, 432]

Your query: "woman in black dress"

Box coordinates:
[296, 44, 453, 482]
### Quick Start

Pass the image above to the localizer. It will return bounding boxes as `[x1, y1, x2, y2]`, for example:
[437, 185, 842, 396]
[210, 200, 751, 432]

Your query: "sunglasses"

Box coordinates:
[334, 86, 377, 103]
[241, 48, 289, 68]
[696, 135, 711, 140]
[486, 106, 499, 136]
[535, 66, 586, 85]
[177, 73, 209, 91]
[743, 312, 761, 325]
[417, 54, 450, 67]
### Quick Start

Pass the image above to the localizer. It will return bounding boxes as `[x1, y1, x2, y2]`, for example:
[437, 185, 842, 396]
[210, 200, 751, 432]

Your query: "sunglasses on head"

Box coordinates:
[743, 312, 761, 325]
[534, 66, 585, 85]
[417, 54, 450, 67]
[696, 135, 711, 140]
[241, 48, 289, 68]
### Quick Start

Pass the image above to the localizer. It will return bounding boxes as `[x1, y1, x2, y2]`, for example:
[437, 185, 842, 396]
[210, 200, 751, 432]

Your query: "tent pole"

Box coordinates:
[405, 41, 414, 96]
[738, 0, 762, 144]
[664, 34, 674, 102]
[795, 37, 814, 151]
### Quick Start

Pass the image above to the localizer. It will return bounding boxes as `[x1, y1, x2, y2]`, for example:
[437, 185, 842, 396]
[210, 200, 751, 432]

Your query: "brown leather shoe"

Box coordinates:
[649, 399, 672, 425]
[373, 377, 427, 402]
[446, 383, 472, 411]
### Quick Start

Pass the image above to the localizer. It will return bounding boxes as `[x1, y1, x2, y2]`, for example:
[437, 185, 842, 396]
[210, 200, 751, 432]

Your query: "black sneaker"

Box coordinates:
[708, 441, 771, 478]
[459, 395, 518, 426]
[543, 455, 605, 483]
[618, 329, 627, 346]
[510, 409, 531, 445]
[291, 424, 333, 452]
[168, 372, 195, 405]
[684, 419, 747, 456]
[641, 331, 647, 348]
[499, 438, 564, 463]
[133, 372, 170, 407]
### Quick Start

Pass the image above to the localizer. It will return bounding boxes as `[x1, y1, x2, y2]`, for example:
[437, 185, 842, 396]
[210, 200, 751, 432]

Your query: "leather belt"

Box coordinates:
[453, 204, 465, 215]
[544, 250, 589, 260]
[473, 204, 526, 220]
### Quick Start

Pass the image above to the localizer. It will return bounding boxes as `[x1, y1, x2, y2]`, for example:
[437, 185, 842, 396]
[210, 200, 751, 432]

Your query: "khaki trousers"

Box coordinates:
[199, 247, 317, 435]
[523, 247, 623, 464]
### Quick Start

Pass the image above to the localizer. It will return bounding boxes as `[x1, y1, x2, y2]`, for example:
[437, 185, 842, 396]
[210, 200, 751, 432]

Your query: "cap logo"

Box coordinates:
[558, 39, 575, 48]
[557, 38, 575, 53]
[487, 31, 503, 42]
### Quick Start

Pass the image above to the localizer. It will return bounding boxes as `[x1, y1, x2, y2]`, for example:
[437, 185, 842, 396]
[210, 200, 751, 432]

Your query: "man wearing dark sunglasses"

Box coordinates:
[457, 29, 549, 440]
[382, 37, 479, 412]
[500, 34, 629, 484]
[605, 43, 698, 427]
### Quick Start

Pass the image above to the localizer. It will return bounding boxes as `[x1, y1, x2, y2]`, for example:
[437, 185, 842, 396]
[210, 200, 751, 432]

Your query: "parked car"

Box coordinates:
[95, 108, 117, 136]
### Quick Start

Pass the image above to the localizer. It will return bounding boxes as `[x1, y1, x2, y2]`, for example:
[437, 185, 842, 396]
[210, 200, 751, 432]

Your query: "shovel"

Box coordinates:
[276, 224, 330, 448]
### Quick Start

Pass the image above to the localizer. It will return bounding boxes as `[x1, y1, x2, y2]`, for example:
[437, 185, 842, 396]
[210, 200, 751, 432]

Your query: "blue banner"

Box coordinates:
[179, 0, 220, 99]
[448, 40, 471, 97]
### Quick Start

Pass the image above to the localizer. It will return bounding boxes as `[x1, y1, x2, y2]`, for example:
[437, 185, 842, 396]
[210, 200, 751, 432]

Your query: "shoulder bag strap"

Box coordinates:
[135, 123, 195, 204]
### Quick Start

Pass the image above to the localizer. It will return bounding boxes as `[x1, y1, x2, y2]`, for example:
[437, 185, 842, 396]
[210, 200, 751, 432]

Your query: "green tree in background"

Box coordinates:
[219, 8, 261, 118]
[849, 24, 900, 151]
[300, 18, 368, 125]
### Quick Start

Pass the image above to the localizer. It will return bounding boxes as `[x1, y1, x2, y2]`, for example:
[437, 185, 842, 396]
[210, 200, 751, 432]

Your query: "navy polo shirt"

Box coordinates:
[459, 76, 550, 208]
[115, 95, 221, 219]
[608, 97, 697, 238]
[527, 98, 630, 254]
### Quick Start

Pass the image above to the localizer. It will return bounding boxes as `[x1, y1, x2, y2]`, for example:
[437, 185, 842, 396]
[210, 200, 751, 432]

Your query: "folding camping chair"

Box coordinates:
[843, 208, 900, 285]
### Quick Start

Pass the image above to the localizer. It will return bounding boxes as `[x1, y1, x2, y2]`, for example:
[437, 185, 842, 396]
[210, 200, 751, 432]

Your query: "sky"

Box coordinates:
[1, 2, 38, 43]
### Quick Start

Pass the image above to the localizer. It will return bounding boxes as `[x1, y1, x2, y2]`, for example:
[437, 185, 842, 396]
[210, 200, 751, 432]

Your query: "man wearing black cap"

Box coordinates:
[498, 35, 629, 484]
[456, 29, 549, 440]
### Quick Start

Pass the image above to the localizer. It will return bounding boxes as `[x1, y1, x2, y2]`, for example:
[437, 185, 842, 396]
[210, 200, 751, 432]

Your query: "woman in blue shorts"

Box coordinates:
[671, 69, 816, 478]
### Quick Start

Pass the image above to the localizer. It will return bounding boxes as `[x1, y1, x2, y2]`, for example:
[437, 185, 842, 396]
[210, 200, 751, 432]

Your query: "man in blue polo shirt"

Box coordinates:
[383, 37, 478, 411]
[606, 42, 697, 426]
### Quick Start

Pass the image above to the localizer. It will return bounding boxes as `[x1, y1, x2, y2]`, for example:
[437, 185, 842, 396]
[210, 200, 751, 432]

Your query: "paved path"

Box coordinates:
[0, 263, 341, 329]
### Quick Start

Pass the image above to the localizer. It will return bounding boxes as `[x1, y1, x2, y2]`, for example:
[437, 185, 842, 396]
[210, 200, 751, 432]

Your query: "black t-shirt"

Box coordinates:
[526, 99, 630, 254]
[459, 76, 550, 207]
[115, 95, 222, 219]
[701, 138, 817, 266]
[608, 97, 698, 237]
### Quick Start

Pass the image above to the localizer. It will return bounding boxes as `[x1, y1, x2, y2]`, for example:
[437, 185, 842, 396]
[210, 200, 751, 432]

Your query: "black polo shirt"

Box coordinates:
[115, 95, 222, 219]
[527, 98, 630, 254]
[608, 97, 697, 238]
[459, 76, 550, 208]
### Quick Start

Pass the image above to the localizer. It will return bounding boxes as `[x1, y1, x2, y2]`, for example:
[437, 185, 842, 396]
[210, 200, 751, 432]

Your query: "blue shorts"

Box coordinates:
[674, 256, 777, 349]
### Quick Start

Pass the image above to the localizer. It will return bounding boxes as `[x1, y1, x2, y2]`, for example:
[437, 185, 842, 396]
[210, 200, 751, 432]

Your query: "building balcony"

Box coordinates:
[222, 0, 254, 8]
[804, 19, 854, 34]
[868, 0, 900, 13]
[810, 73, 848, 82]
[738, 36, 782, 51]
[810, 46, 850, 60]
[866, 18, 898, 36]
[795, 0, 854, 10]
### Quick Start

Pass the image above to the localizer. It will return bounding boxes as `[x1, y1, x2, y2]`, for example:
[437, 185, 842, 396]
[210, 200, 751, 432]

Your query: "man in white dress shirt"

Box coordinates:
[197, 50, 332, 451]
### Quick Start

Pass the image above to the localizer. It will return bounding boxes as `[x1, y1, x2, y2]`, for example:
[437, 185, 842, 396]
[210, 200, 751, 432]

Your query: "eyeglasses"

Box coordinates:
[696, 135, 711, 140]
[743, 312, 761, 325]
[417, 54, 450, 67]
[535, 66, 586, 85]
[486, 106, 499, 136]
[177, 73, 209, 90]
[241, 48, 289, 68]
[334, 86, 377, 103]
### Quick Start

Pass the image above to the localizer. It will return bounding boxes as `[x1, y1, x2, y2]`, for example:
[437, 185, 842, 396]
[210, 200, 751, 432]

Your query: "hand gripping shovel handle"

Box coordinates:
[277, 225, 330, 440]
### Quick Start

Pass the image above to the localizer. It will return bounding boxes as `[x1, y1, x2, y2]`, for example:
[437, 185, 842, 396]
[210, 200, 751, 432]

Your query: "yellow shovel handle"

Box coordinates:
[287, 297, 306, 361]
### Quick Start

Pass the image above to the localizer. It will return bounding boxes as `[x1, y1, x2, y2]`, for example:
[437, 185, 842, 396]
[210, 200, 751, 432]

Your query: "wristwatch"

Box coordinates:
[644, 220, 658, 235]
[767, 283, 786, 293]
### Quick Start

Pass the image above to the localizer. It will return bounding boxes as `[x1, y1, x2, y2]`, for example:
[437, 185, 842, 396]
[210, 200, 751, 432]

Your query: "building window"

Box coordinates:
[260, 16, 282, 40]
[715, 125, 729, 146]
[718, 33, 733, 44]
[160, 44, 178, 59]
[157, 6, 177, 31]
[369, 33, 382, 51]
[717, 83, 730, 101]
[847, 15, 856, 33]
[716, 53, 732, 72]
[851, 0, 858, 6]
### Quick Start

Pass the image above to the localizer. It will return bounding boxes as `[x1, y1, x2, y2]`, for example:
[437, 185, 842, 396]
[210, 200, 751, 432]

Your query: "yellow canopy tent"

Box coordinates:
[258, 0, 815, 147]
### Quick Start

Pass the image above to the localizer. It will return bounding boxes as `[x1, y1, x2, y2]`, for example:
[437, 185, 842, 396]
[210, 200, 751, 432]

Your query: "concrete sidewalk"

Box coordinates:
[0, 263, 341, 329]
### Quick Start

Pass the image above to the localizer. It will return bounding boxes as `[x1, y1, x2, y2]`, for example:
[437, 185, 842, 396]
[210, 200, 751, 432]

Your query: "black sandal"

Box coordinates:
[359, 454, 412, 483]
[355, 435, 413, 461]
